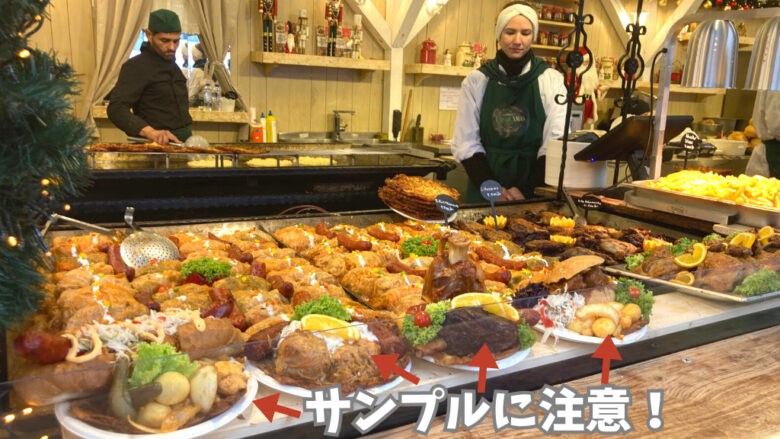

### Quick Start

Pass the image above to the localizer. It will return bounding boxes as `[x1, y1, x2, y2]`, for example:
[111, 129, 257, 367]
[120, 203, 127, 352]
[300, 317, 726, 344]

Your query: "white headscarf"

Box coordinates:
[496, 4, 539, 42]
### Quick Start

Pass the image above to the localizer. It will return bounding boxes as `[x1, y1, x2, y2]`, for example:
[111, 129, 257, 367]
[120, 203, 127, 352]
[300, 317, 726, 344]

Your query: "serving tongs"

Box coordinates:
[42, 207, 179, 268]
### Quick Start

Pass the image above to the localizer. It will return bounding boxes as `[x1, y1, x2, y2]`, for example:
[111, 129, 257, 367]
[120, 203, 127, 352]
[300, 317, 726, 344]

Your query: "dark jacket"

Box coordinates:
[107, 43, 191, 136]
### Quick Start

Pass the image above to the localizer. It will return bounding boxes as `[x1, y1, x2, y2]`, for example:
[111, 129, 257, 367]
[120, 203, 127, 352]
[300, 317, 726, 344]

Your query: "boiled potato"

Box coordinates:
[137, 402, 172, 428]
[160, 405, 200, 433]
[189, 365, 218, 413]
[622, 303, 642, 323]
[592, 317, 617, 338]
[575, 304, 620, 325]
[619, 315, 633, 329]
[582, 327, 594, 337]
[607, 302, 624, 312]
[155, 372, 190, 405]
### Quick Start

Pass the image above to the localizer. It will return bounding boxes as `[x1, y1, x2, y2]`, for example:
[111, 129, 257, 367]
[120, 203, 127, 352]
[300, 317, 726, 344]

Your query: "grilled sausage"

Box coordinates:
[267, 275, 294, 298]
[518, 308, 541, 327]
[107, 243, 134, 281]
[385, 261, 427, 278]
[336, 233, 372, 251]
[475, 247, 527, 271]
[485, 269, 512, 284]
[210, 287, 247, 331]
[315, 222, 336, 239]
[367, 227, 400, 242]
[244, 322, 287, 362]
[14, 331, 71, 364]
[250, 260, 267, 278]
[200, 301, 234, 319]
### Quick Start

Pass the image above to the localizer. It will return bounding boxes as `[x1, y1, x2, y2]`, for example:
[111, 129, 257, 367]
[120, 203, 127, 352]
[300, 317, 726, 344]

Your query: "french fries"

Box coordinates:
[648, 171, 780, 210]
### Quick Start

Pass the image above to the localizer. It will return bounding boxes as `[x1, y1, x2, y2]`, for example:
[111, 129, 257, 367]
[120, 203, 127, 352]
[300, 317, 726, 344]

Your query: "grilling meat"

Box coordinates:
[508, 218, 550, 242]
[597, 238, 639, 261]
[422, 232, 485, 302]
[524, 240, 568, 256]
[695, 252, 746, 291]
[438, 308, 518, 357]
[275, 332, 331, 383]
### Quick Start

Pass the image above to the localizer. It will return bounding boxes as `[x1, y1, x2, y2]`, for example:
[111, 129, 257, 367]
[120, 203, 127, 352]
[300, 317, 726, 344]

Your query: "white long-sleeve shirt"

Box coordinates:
[451, 62, 568, 163]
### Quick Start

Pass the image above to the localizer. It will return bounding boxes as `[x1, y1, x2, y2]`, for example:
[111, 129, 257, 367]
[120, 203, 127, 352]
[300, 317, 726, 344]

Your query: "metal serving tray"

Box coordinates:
[603, 265, 780, 303]
[626, 180, 780, 228]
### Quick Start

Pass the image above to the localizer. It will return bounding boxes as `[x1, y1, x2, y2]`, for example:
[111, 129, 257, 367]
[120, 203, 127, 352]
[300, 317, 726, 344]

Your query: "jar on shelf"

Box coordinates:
[549, 32, 559, 47]
[542, 5, 553, 21]
[559, 32, 569, 47]
[532, 2, 544, 18]
[455, 41, 471, 67]
[552, 7, 565, 22]
[565, 8, 576, 22]
[420, 38, 437, 64]
[538, 30, 549, 46]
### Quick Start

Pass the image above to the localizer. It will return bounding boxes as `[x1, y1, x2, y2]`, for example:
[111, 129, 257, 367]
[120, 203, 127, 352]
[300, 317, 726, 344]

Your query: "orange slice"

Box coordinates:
[670, 270, 695, 286]
[301, 314, 360, 341]
[451, 293, 520, 322]
[674, 243, 707, 269]
[643, 239, 670, 253]
[730, 232, 756, 248]
[758, 226, 774, 246]
[550, 216, 575, 228]
[550, 235, 576, 246]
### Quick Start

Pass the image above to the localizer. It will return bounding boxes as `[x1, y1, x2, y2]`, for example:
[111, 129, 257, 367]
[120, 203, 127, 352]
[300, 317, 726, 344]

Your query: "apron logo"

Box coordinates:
[491, 105, 529, 138]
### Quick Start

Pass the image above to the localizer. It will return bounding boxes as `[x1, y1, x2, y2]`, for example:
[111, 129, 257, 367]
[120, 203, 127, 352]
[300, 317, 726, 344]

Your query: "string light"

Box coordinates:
[64, 204, 71, 211]
[17, 48, 31, 59]
[40, 436, 49, 439]
[35, 15, 42, 21]
[7, 236, 18, 247]
[22, 408, 32, 415]
[41, 190, 49, 196]
[4, 414, 14, 423]
[41, 178, 50, 186]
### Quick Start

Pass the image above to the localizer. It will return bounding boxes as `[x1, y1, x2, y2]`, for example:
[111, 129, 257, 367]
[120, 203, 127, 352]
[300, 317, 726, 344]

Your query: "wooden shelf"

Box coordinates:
[539, 19, 576, 28]
[531, 44, 567, 51]
[250, 51, 390, 80]
[601, 80, 726, 96]
[678, 33, 755, 51]
[404, 63, 474, 85]
[92, 105, 249, 124]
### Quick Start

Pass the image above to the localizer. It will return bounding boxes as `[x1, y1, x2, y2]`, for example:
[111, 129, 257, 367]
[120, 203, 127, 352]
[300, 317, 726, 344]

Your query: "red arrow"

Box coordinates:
[468, 344, 498, 393]
[372, 354, 420, 384]
[253, 393, 301, 422]
[592, 336, 622, 384]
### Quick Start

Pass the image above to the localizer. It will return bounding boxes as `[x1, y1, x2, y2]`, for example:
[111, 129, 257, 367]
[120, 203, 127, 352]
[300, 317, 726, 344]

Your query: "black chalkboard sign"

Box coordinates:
[480, 179, 502, 230]
[576, 195, 603, 211]
[682, 133, 699, 152]
[435, 194, 458, 226]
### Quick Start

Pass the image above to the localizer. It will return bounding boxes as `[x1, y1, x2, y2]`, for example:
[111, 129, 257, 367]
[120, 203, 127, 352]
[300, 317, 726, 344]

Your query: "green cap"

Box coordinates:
[148, 9, 181, 33]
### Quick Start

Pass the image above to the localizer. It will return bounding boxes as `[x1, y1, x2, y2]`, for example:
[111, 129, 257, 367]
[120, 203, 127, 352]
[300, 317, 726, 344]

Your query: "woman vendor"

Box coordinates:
[452, 2, 567, 202]
[745, 91, 780, 178]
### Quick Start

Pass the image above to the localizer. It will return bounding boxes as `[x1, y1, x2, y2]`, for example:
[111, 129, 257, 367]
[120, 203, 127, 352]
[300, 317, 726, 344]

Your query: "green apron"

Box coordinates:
[466, 57, 549, 203]
[170, 125, 192, 143]
[764, 139, 780, 178]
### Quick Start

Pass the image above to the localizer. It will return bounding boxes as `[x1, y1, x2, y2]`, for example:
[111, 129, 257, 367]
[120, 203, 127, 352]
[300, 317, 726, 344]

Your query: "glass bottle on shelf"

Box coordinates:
[201, 82, 212, 111]
[212, 83, 221, 111]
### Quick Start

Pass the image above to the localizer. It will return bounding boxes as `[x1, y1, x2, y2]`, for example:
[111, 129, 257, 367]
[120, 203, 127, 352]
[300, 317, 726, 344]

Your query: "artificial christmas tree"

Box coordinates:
[0, 0, 90, 327]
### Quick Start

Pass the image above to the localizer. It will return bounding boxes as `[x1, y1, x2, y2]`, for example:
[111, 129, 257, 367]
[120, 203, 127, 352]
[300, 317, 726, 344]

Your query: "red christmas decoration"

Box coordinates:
[729, 1, 737, 6]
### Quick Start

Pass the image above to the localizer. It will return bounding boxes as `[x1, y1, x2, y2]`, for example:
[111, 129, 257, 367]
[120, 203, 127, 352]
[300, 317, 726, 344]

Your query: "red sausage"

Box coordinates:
[268, 275, 294, 298]
[367, 227, 400, 242]
[200, 301, 233, 319]
[519, 308, 541, 326]
[209, 287, 247, 330]
[107, 243, 133, 280]
[250, 260, 267, 278]
[385, 261, 427, 278]
[485, 269, 512, 284]
[475, 247, 527, 271]
[336, 233, 372, 251]
[315, 222, 336, 239]
[168, 235, 180, 247]
[14, 331, 70, 364]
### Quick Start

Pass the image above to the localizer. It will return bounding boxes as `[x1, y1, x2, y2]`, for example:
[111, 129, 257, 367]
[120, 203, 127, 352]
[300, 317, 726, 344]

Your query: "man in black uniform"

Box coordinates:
[108, 9, 192, 145]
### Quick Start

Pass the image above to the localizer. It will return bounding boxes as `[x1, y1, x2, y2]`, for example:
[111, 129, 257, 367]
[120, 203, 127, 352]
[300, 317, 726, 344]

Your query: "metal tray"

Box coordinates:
[626, 180, 780, 228]
[603, 265, 780, 303]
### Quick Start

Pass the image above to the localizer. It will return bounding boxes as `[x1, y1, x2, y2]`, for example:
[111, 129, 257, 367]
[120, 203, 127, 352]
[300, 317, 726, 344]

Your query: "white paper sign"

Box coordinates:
[439, 86, 460, 111]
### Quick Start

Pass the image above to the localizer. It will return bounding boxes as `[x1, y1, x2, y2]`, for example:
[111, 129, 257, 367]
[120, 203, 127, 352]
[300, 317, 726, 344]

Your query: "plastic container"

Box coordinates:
[545, 139, 607, 190]
[552, 7, 565, 22]
[542, 5, 553, 20]
[212, 83, 221, 111]
[707, 139, 747, 156]
[266, 111, 278, 143]
[251, 111, 265, 143]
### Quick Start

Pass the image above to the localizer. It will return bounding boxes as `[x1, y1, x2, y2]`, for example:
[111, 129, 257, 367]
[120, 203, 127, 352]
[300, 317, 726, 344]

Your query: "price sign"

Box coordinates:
[682, 133, 699, 152]
[480, 180, 502, 230]
[434, 194, 459, 226]
[576, 195, 603, 211]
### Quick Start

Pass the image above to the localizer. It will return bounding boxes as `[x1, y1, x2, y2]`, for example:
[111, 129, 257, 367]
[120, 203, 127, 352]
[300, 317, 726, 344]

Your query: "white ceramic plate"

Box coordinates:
[421, 347, 532, 371]
[534, 324, 648, 345]
[388, 206, 457, 224]
[246, 360, 411, 399]
[56, 376, 257, 439]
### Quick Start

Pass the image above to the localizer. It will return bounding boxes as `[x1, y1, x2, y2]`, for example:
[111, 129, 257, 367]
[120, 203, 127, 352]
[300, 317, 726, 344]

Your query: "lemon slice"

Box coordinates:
[730, 232, 756, 248]
[550, 235, 576, 245]
[758, 226, 774, 246]
[670, 270, 695, 286]
[674, 243, 707, 269]
[451, 293, 520, 322]
[301, 314, 360, 341]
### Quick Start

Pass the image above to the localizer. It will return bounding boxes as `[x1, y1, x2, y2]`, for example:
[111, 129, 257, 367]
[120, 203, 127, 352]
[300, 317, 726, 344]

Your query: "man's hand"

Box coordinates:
[498, 186, 525, 202]
[139, 126, 182, 145]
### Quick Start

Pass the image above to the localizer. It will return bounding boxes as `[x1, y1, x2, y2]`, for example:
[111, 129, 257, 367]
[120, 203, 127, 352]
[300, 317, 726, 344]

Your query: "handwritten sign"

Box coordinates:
[576, 195, 603, 211]
[682, 133, 699, 152]
[435, 194, 458, 226]
[439, 86, 460, 111]
[480, 180, 502, 230]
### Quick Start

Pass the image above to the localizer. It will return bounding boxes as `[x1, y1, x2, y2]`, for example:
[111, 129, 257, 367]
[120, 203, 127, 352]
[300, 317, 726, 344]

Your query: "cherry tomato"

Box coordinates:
[422, 240, 432, 246]
[414, 312, 431, 328]
[628, 286, 642, 299]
